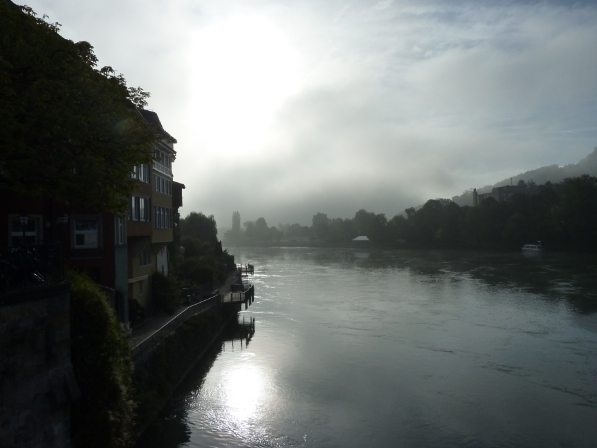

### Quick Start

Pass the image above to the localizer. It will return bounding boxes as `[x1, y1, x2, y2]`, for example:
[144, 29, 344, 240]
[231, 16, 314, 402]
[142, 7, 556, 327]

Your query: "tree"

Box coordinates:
[0, 2, 158, 213]
[243, 221, 256, 241]
[180, 212, 218, 243]
[311, 212, 329, 239]
[255, 217, 269, 240]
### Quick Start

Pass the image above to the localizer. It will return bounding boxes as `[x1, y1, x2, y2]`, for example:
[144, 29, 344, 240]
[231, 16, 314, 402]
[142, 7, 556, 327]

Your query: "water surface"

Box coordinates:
[138, 248, 597, 447]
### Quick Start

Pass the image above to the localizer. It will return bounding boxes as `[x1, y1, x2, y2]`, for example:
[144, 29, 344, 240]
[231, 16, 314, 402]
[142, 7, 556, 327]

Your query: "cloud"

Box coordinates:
[19, 0, 597, 227]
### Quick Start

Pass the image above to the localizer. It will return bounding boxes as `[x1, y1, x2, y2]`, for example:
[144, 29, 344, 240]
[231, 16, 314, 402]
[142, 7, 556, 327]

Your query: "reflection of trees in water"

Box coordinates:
[405, 251, 597, 315]
[349, 249, 597, 315]
[135, 316, 257, 448]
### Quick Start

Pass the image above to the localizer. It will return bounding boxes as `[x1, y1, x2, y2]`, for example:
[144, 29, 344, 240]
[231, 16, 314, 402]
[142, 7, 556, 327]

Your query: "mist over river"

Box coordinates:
[138, 248, 597, 448]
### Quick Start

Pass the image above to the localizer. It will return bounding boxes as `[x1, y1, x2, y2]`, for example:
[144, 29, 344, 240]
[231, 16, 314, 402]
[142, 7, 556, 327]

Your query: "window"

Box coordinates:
[139, 164, 149, 183]
[130, 197, 138, 221]
[139, 247, 151, 267]
[115, 216, 125, 245]
[10, 217, 39, 246]
[139, 197, 145, 221]
[153, 175, 172, 195]
[153, 206, 172, 229]
[130, 197, 150, 221]
[73, 218, 99, 249]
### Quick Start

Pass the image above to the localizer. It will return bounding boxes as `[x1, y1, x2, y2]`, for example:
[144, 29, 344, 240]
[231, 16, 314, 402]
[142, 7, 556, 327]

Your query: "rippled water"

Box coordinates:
[137, 248, 597, 448]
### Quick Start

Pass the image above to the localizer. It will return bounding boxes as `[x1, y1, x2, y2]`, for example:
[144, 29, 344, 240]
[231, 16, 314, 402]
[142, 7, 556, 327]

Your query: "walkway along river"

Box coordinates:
[132, 267, 255, 437]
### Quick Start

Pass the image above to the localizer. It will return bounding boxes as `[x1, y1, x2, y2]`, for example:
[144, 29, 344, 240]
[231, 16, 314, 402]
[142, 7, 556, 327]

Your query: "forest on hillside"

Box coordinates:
[452, 147, 597, 206]
[223, 175, 597, 251]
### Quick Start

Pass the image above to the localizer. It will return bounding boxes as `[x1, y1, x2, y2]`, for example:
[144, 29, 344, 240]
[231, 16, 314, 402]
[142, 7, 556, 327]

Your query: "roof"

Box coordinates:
[352, 236, 369, 241]
[139, 109, 177, 144]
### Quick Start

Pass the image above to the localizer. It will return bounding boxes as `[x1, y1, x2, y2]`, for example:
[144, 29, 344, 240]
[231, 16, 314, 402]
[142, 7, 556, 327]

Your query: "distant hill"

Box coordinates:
[452, 147, 597, 206]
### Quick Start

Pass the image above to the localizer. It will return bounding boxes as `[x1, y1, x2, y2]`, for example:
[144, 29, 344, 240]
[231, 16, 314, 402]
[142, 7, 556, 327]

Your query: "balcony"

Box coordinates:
[153, 161, 172, 177]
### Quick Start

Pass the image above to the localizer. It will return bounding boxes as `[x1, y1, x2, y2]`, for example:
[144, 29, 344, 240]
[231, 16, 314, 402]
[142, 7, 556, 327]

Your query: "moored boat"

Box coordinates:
[522, 242, 543, 252]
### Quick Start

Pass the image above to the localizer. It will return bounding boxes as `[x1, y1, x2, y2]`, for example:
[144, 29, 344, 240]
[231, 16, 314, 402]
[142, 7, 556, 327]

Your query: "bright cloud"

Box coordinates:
[18, 0, 597, 226]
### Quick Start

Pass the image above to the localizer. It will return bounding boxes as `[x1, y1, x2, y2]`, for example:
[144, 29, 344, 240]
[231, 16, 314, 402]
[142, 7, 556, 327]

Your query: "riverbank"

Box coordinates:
[132, 270, 250, 439]
[130, 271, 238, 348]
[133, 304, 238, 437]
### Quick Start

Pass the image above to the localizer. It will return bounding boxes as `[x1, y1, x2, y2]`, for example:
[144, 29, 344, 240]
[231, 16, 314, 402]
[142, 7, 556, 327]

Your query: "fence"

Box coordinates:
[131, 293, 221, 364]
[0, 243, 64, 297]
[225, 285, 255, 303]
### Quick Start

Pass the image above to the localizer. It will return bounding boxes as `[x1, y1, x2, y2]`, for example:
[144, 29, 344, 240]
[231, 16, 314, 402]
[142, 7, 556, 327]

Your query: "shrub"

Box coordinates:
[178, 256, 217, 288]
[151, 272, 181, 314]
[129, 298, 145, 328]
[69, 270, 134, 448]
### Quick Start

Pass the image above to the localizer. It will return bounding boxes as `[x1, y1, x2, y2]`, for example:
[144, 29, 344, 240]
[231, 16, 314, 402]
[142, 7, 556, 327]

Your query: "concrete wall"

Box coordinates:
[0, 283, 78, 448]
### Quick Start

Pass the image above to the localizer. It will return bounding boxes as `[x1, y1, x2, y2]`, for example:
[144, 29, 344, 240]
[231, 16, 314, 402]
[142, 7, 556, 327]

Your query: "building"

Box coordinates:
[473, 185, 530, 206]
[127, 110, 178, 311]
[0, 193, 129, 321]
[1, 108, 183, 322]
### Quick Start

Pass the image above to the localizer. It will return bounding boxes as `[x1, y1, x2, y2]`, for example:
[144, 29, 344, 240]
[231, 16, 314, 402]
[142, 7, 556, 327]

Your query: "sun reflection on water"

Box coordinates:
[222, 363, 267, 424]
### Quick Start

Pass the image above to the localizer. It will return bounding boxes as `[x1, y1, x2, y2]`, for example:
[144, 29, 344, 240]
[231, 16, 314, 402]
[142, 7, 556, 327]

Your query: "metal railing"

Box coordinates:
[131, 293, 221, 364]
[153, 161, 172, 176]
[0, 243, 64, 297]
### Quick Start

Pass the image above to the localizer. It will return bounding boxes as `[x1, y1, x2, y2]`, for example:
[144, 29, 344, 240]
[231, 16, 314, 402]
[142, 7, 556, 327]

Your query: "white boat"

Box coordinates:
[522, 242, 543, 252]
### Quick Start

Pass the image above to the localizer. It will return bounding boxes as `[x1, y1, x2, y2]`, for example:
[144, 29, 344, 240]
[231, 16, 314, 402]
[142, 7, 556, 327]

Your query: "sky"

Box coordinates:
[19, 0, 597, 227]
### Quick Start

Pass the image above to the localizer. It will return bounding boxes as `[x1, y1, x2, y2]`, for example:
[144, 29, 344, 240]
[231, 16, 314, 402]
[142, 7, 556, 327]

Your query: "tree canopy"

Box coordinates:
[0, 1, 157, 212]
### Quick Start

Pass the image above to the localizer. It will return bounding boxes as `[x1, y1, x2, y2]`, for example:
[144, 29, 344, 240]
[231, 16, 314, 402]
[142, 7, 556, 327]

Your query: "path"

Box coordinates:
[129, 271, 239, 347]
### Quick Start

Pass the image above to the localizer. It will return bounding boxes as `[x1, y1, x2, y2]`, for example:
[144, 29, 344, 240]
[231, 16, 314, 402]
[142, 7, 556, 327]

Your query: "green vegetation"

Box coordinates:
[69, 270, 134, 448]
[226, 176, 597, 251]
[224, 212, 282, 243]
[178, 212, 236, 291]
[0, 1, 157, 213]
[390, 176, 597, 250]
[151, 272, 181, 314]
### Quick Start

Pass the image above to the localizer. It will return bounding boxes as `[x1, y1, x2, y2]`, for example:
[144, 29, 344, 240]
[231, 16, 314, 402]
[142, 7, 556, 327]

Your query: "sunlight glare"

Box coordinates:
[223, 364, 267, 422]
[188, 15, 300, 158]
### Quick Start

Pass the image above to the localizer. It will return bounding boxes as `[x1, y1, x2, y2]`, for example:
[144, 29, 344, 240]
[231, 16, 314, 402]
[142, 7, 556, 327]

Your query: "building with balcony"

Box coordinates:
[126, 110, 178, 310]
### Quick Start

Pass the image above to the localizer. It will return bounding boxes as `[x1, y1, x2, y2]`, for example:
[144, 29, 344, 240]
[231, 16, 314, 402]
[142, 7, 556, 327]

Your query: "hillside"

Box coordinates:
[452, 147, 597, 206]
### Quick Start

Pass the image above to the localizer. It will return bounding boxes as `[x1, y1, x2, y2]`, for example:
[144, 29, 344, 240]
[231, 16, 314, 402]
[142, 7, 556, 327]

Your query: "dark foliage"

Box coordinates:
[0, 1, 157, 213]
[129, 298, 145, 329]
[177, 213, 236, 290]
[272, 176, 597, 251]
[69, 270, 134, 448]
[151, 272, 181, 314]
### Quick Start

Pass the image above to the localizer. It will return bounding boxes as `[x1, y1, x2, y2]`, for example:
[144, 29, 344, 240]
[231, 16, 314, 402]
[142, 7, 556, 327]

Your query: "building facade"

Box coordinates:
[1, 108, 182, 322]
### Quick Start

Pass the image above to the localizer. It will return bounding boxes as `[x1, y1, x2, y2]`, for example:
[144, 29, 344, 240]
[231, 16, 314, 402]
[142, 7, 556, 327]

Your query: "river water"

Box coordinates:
[137, 248, 597, 448]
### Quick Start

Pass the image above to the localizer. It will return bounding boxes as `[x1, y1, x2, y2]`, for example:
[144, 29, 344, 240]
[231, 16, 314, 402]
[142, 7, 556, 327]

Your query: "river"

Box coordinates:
[137, 248, 597, 448]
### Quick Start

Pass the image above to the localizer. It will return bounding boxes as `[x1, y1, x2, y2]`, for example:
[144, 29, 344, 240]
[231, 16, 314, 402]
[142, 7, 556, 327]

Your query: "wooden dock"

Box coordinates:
[222, 284, 255, 311]
[237, 263, 254, 275]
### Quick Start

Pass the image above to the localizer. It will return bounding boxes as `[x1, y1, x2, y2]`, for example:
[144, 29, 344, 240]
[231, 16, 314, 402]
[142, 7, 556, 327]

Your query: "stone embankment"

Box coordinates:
[0, 283, 79, 448]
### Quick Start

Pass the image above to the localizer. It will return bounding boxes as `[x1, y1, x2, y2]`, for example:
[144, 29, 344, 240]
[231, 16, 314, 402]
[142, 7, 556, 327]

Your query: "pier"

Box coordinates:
[237, 263, 254, 275]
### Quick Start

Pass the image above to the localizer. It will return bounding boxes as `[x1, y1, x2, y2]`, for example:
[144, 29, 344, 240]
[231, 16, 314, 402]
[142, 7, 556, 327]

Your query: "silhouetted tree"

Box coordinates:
[312, 212, 329, 239]
[0, 2, 157, 212]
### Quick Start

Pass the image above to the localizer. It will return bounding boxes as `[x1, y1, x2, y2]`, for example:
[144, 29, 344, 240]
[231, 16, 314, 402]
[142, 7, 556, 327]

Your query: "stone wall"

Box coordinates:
[0, 283, 78, 448]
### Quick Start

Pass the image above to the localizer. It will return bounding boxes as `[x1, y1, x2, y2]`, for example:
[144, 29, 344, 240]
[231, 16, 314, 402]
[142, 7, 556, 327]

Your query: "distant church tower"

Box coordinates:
[473, 188, 478, 207]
